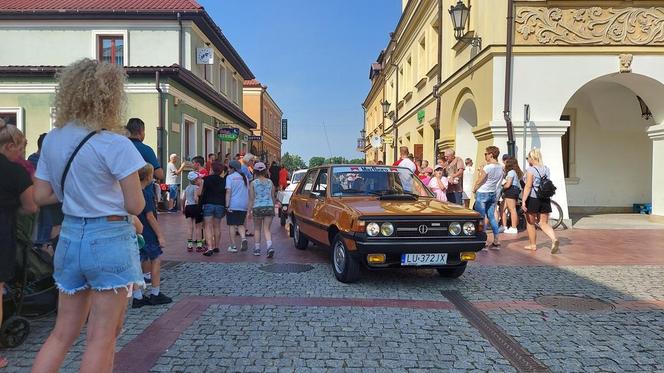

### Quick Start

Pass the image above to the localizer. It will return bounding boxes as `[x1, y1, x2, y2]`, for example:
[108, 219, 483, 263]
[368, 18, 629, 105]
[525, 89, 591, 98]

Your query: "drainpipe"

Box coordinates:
[504, 0, 516, 157]
[177, 13, 183, 67]
[156, 71, 165, 168]
[394, 65, 399, 162]
[433, 0, 443, 162]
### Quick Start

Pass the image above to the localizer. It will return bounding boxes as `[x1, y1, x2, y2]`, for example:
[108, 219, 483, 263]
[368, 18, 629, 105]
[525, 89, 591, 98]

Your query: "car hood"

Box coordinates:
[337, 197, 480, 218]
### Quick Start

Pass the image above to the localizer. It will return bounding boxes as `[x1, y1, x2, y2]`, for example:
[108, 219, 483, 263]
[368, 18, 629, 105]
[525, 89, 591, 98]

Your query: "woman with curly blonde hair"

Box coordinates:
[32, 59, 147, 373]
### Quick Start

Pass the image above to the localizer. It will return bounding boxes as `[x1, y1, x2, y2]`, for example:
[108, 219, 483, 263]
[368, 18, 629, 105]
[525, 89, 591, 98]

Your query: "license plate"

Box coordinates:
[401, 253, 447, 266]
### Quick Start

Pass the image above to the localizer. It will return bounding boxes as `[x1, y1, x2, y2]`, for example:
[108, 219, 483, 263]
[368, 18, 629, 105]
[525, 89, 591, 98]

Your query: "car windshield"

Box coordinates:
[292, 171, 306, 183]
[330, 166, 433, 197]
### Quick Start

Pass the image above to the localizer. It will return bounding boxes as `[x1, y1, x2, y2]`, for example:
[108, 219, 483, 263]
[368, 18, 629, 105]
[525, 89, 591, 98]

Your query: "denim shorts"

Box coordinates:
[140, 242, 163, 262]
[203, 204, 226, 219]
[167, 184, 179, 200]
[53, 215, 143, 294]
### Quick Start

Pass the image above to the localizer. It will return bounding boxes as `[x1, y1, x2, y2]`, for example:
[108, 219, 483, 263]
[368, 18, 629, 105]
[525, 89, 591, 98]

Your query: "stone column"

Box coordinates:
[475, 120, 571, 225]
[648, 124, 664, 218]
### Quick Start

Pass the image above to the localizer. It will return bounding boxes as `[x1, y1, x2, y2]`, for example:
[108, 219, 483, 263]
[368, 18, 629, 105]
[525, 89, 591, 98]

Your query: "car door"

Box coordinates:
[292, 169, 318, 237]
[308, 168, 330, 244]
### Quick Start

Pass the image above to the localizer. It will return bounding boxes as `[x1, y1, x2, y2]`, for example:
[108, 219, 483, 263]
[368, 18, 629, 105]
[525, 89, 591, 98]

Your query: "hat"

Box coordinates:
[423, 167, 433, 174]
[229, 160, 242, 171]
[434, 165, 444, 171]
[187, 171, 200, 182]
[254, 162, 266, 171]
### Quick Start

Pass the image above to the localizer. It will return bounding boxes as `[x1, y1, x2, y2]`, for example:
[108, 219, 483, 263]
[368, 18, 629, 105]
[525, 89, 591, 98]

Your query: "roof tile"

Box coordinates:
[0, 0, 202, 11]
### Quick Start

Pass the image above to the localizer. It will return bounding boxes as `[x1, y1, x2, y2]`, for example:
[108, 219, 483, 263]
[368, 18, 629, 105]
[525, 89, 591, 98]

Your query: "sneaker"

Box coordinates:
[253, 248, 261, 256]
[213, 247, 220, 253]
[228, 246, 238, 253]
[132, 296, 151, 309]
[505, 227, 519, 234]
[203, 248, 215, 257]
[144, 277, 152, 284]
[148, 292, 172, 305]
[267, 248, 275, 258]
[240, 240, 248, 251]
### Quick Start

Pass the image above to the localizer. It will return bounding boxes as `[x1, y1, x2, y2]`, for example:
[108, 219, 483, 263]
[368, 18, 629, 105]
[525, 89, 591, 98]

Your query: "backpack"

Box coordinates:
[534, 167, 556, 198]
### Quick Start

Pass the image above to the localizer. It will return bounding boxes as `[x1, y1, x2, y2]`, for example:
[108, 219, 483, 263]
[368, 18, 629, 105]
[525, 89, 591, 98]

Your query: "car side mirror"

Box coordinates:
[309, 191, 322, 199]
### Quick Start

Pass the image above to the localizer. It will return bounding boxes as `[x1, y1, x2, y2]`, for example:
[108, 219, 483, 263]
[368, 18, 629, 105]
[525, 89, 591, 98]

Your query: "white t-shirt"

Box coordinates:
[166, 162, 179, 185]
[226, 171, 249, 211]
[398, 158, 417, 174]
[35, 123, 146, 217]
[462, 165, 475, 197]
[476, 163, 504, 194]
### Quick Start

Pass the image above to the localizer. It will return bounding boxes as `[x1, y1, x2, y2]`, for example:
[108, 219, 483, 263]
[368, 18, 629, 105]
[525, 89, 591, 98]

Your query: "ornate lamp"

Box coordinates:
[449, 0, 481, 48]
[381, 100, 391, 118]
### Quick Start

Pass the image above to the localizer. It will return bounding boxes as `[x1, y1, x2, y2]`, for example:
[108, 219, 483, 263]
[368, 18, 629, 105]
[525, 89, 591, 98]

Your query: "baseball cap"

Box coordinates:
[187, 171, 199, 182]
[434, 165, 444, 171]
[254, 162, 266, 171]
[229, 160, 242, 171]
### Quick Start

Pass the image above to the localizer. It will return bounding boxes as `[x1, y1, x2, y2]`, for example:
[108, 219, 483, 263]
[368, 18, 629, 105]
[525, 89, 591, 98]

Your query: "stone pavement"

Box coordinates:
[2, 213, 664, 372]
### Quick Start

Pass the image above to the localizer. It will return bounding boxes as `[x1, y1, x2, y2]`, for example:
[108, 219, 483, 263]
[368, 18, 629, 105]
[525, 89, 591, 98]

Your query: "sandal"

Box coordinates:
[523, 245, 537, 251]
[551, 239, 560, 254]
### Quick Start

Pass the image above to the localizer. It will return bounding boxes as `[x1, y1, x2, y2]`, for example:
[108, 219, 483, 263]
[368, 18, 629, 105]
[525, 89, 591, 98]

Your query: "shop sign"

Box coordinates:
[217, 127, 239, 142]
[417, 109, 425, 124]
[281, 119, 288, 140]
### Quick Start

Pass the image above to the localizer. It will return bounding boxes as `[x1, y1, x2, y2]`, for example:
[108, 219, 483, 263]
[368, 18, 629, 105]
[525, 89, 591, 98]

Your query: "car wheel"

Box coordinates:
[293, 220, 309, 250]
[436, 263, 467, 279]
[331, 234, 360, 283]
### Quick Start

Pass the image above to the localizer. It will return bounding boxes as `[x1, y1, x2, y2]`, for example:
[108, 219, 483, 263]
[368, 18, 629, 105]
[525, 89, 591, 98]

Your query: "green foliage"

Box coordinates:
[308, 156, 326, 168]
[347, 158, 366, 164]
[325, 156, 347, 165]
[281, 152, 307, 171]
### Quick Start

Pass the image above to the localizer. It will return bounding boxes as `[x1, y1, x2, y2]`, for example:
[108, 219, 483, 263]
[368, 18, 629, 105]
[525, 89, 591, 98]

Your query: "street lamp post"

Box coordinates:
[448, 0, 481, 48]
[357, 128, 367, 153]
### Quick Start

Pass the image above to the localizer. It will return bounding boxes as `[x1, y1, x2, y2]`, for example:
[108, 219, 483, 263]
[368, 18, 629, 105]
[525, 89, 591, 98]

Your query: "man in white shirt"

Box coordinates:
[394, 146, 416, 174]
[165, 154, 185, 212]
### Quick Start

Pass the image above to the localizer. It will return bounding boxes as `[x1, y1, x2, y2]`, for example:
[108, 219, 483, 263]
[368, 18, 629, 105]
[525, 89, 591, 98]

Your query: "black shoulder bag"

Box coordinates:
[60, 131, 97, 193]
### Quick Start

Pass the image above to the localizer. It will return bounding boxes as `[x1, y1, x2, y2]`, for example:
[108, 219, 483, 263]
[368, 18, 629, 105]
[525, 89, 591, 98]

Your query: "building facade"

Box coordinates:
[0, 0, 256, 174]
[363, 0, 664, 221]
[243, 79, 283, 164]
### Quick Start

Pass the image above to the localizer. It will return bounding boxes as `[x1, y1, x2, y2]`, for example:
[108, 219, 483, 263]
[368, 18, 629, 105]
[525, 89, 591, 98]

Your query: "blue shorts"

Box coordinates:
[54, 216, 143, 294]
[140, 242, 163, 262]
[203, 204, 225, 219]
[168, 184, 179, 200]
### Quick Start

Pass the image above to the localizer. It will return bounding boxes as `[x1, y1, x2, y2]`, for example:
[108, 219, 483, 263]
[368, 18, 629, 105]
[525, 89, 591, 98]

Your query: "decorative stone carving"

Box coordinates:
[515, 7, 664, 45]
[619, 54, 633, 73]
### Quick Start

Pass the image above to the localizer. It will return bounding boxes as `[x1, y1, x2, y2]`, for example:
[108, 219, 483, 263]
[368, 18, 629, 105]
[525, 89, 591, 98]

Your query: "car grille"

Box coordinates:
[394, 221, 452, 238]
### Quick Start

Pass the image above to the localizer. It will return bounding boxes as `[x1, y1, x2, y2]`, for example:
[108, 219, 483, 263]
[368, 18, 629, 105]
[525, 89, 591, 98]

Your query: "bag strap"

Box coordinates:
[61, 131, 97, 194]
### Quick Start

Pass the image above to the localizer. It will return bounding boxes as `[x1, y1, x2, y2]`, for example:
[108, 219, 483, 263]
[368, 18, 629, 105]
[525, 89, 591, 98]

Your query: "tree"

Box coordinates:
[281, 152, 307, 171]
[308, 156, 326, 168]
[325, 156, 347, 165]
[348, 158, 365, 164]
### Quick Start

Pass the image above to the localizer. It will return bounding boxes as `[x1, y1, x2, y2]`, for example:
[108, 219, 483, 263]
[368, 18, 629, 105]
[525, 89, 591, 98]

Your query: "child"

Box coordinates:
[133, 164, 172, 308]
[182, 171, 204, 252]
[225, 160, 249, 253]
[248, 162, 276, 257]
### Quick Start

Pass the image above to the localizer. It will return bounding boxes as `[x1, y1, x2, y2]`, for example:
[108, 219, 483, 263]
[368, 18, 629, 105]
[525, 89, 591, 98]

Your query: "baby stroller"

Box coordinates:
[1, 214, 58, 348]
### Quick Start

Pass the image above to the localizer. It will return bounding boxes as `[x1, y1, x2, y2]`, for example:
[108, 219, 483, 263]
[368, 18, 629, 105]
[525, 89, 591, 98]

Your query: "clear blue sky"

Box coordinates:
[201, 0, 401, 162]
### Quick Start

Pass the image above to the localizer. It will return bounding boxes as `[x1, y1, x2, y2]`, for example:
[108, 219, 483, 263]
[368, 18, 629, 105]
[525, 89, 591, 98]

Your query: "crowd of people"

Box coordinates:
[0, 59, 290, 371]
[391, 145, 560, 254]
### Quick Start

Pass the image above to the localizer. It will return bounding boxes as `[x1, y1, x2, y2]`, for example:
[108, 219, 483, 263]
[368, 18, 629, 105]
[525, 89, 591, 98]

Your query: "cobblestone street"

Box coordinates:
[3, 214, 664, 372]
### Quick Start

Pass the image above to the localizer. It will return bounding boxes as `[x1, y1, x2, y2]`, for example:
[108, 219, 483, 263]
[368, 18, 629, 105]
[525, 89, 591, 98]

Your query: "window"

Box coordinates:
[312, 169, 328, 194]
[219, 64, 227, 95]
[0, 108, 22, 131]
[183, 118, 196, 160]
[226, 68, 233, 97]
[299, 171, 318, 195]
[561, 114, 573, 178]
[204, 127, 215, 157]
[97, 35, 124, 65]
[406, 55, 413, 88]
[418, 36, 426, 77]
[203, 64, 213, 83]
[430, 21, 439, 69]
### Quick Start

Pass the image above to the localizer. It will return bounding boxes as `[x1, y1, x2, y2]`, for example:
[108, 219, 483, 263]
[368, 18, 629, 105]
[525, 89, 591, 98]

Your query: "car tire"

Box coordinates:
[293, 220, 309, 250]
[436, 263, 467, 279]
[331, 234, 360, 283]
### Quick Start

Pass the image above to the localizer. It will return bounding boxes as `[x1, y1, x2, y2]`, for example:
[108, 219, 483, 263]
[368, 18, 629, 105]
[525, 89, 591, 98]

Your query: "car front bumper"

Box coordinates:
[344, 232, 487, 268]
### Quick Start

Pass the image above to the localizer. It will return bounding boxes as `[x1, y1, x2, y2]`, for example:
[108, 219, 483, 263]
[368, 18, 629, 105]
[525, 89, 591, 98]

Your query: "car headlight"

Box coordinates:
[380, 222, 394, 236]
[448, 222, 462, 236]
[366, 222, 380, 237]
[462, 222, 476, 236]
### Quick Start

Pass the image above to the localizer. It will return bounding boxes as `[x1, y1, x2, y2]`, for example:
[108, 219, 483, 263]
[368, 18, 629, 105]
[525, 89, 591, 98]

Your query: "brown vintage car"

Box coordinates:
[287, 165, 487, 283]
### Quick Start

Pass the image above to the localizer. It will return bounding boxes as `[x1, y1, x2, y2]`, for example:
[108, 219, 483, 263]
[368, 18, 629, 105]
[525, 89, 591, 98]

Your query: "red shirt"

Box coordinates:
[197, 167, 209, 178]
[279, 169, 289, 188]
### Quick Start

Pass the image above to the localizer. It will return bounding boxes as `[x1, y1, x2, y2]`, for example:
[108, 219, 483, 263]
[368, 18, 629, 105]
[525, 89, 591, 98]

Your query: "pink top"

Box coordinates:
[420, 176, 432, 186]
[428, 176, 448, 202]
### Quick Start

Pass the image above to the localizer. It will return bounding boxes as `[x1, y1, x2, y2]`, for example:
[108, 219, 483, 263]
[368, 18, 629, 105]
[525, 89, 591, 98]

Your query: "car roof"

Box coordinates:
[310, 164, 410, 170]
